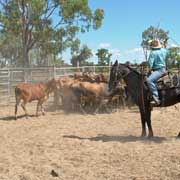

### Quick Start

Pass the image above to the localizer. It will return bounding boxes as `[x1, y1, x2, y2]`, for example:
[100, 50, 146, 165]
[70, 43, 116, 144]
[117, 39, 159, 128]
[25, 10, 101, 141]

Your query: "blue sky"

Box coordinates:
[64, 0, 180, 64]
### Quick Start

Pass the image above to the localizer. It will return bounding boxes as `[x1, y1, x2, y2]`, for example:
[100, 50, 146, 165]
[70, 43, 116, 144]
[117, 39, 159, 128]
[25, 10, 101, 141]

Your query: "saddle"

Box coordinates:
[156, 73, 180, 90]
[142, 71, 180, 106]
[144, 70, 180, 91]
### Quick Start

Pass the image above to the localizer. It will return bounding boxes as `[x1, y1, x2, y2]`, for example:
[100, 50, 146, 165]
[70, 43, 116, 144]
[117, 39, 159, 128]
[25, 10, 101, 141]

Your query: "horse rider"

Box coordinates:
[146, 39, 169, 105]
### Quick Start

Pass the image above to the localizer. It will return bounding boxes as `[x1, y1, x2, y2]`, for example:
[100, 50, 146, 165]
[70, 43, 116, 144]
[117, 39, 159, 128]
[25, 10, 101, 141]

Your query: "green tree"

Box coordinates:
[167, 46, 180, 68]
[70, 38, 81, 56]
[96, 48, 112, 65]
[141, 26, 169, 61]
[0, 32, 23, 66]
[0, 0, 104, 67]
[71, 45, 93, 66]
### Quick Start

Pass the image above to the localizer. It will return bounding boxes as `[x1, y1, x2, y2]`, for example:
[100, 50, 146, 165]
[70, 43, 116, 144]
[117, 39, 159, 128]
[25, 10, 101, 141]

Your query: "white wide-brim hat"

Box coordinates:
[148, 39, 162, 49]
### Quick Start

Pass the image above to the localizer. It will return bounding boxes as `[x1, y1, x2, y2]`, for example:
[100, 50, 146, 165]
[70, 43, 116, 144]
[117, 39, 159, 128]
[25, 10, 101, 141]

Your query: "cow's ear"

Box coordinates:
[114, 60, 118, 66]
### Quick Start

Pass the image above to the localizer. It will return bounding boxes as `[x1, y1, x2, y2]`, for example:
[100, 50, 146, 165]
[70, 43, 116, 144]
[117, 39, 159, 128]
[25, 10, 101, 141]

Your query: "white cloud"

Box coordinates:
[110, 49, 121, 58]
[91, 47, 147, 65]
[131, 48, 142, 52]
[125, 47, 143, 54]
[98, 43, 111, 48]
[170, 44, 178, 47]
[119, 47, 146, 64]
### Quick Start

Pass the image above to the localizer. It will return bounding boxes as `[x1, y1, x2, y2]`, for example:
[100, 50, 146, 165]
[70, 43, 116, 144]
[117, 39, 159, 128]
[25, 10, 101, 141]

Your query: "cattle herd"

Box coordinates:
[14, 71, 132, 119]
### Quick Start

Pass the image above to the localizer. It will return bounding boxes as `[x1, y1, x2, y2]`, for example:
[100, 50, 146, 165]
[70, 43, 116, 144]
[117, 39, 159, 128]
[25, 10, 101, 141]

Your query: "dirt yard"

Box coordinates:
[0, 104, 180, 180]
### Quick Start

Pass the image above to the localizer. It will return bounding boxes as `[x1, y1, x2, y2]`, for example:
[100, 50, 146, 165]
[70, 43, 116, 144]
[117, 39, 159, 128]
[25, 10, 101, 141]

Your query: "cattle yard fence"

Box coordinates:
[0, 66, 110, 106]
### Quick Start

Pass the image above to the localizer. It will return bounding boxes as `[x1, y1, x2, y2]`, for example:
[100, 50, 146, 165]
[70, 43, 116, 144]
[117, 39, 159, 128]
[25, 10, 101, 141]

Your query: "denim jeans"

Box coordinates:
[146, 68, 166, 98]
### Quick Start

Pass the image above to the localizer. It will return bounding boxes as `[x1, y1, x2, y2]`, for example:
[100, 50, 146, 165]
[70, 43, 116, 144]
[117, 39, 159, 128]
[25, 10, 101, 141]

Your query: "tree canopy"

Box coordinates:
[70, 44, 93, 66]
[96, 48, 112, 66]
[0, 0, 104, 67]
[141, 26, 169, 61]
[167, 46, 180, 68]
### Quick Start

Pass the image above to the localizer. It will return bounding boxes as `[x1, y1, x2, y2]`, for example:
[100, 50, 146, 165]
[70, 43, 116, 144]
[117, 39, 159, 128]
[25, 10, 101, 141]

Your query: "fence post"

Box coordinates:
[8, 68, 10, 105]
[93, 66, 96, 73]
[53, 66, 56, 78]
[109, 62, 111, 75]
[24, 68, 28, 83]
[30, 69, 33, 82]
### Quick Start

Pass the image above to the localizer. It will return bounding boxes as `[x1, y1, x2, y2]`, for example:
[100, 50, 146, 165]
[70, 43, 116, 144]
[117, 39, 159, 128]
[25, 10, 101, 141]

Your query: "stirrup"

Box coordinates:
[151, 96, 161, 105]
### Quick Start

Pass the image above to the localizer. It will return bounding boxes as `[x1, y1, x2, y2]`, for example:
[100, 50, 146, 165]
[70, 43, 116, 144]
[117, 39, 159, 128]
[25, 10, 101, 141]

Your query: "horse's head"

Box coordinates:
[108, 60, 130, 91]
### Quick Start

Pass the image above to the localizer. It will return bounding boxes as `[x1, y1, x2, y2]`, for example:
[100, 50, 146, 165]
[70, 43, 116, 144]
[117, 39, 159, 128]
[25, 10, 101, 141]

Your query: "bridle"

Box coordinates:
[110, 64, 131, 90]
[114, 64, 131, 82]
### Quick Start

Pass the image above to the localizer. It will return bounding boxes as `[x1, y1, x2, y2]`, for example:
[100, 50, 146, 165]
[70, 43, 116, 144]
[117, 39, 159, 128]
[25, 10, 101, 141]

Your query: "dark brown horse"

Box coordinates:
[109, 60, 180, 137]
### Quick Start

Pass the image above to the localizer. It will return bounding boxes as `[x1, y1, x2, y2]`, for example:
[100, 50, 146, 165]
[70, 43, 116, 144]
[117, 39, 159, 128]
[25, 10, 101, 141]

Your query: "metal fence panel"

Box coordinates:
[0, 69, 10, 106]
[0, 66, 110, 106]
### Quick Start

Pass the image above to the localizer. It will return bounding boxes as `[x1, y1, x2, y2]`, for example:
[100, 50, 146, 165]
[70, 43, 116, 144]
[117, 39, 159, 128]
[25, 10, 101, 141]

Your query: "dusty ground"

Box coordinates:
[0, 104, 180, 180]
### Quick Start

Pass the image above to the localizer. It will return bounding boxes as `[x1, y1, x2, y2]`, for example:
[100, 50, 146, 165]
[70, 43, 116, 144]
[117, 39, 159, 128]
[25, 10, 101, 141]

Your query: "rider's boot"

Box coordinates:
[152, 95, 161, 105]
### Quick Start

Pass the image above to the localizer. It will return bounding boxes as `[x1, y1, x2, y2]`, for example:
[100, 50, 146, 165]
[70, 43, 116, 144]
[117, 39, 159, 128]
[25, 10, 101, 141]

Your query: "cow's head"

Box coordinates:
[47, 78, 62, 93]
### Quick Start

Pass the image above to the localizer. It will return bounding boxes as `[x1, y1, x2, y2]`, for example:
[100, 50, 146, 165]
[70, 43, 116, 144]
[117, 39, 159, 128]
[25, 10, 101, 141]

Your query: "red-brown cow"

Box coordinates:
[72, 81, 110, 113]
[94, 73, 109, 83]
[15, 78, 59, 119]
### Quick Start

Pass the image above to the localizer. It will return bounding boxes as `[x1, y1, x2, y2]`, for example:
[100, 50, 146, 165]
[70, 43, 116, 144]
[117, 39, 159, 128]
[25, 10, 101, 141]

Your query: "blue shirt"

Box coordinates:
[148, 48, 169, 70]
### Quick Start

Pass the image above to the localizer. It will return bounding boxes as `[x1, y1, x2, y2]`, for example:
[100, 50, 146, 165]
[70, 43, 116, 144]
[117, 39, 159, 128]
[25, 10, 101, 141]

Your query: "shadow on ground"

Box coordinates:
[0, 114, 36, 121]
[63, 134, 167, 144]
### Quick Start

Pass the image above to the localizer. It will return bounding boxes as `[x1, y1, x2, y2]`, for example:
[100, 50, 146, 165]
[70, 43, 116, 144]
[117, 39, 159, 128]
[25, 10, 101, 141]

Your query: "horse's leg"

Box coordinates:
[139, 106, 147, 137]
[145, 104, 153, 137]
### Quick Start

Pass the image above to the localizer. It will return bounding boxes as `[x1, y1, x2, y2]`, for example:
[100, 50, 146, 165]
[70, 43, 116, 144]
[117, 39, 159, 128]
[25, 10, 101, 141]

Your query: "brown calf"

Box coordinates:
[15, 78, 59, 119]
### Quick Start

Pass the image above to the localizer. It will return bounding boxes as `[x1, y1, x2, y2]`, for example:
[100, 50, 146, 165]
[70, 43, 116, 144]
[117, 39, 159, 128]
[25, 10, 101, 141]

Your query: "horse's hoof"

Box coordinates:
[141, 132, 147, 137]
[147, 134, 154, 139]
[177, 132, 180, 138]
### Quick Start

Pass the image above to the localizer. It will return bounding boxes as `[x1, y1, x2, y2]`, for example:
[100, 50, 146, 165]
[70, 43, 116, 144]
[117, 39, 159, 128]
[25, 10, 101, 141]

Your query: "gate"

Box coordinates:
[0, 69, 10, 106]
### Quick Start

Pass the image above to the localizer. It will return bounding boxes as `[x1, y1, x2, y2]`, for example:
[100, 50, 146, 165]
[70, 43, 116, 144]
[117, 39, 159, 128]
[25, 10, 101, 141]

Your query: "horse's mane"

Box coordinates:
[119, 63, 142, 76]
